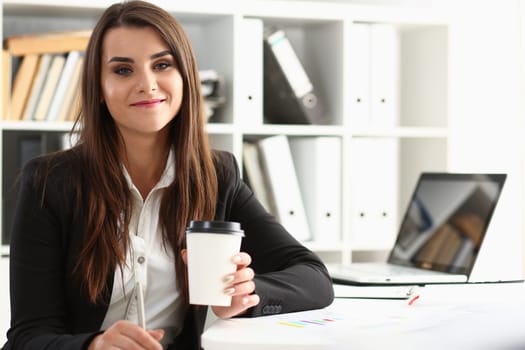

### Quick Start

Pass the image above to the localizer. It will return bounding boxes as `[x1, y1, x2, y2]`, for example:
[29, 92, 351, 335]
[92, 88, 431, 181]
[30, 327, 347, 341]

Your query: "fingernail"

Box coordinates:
[242, 297, 250, 305]
[223, 275, 234, 284]
[232, 255, 242, 263]
[224, 288, 235, 295]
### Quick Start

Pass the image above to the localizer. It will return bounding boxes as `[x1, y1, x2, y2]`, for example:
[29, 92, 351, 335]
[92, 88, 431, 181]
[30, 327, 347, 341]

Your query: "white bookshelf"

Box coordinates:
[0, 0, 454, 259]
[1, 5, 524, 340]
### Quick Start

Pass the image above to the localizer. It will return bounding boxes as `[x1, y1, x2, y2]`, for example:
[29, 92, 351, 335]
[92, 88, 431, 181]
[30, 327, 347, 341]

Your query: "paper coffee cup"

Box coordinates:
[186, 220, 244, 306]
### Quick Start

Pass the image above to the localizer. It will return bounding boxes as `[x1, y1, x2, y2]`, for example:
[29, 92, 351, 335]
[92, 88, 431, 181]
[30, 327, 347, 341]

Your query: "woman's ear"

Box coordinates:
[181, 249, 188, 265]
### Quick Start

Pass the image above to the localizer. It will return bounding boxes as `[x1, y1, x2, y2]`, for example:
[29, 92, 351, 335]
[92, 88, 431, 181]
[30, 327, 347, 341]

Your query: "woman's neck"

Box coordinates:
[120, 133, 170, 200]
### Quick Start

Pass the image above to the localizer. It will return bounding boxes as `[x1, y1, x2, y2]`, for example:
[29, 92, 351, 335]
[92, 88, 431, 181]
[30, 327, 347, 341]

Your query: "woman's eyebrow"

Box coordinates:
[107, 50, 172, 64]
[151, 50, 172, 59]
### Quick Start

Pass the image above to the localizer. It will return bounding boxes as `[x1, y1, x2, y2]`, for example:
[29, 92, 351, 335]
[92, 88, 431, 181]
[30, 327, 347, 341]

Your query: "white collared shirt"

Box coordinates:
[101, 150, 183, 347]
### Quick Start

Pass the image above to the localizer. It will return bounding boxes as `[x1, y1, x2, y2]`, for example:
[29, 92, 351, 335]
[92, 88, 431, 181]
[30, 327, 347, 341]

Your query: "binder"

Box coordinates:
[236, 18, 263, 126]
[289, 136, 341, 243]
[349, 137, 398, 250]
[347, 23, 399, 128]
[263, 29, 326, 125]
[370, 24, 399, 127]
[347, 23, 371, 128]
[242, 141, 272, 212]
[257, 135, 311, 242]
[2, 50, 11, 120]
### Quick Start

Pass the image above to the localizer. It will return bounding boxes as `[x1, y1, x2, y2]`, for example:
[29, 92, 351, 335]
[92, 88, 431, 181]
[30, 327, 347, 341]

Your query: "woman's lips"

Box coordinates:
[130, 99, 165, 107]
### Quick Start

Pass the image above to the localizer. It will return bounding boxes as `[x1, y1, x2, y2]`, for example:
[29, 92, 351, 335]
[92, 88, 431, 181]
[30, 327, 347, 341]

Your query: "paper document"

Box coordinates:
[333, 284, 418, 299]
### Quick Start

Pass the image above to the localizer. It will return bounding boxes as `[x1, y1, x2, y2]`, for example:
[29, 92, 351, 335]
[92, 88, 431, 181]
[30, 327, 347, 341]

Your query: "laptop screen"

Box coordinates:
[388, 173, 506, 275]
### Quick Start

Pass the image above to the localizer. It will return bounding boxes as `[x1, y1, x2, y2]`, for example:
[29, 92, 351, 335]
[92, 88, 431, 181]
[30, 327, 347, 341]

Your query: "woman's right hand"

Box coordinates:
[88, 320, 164, 350]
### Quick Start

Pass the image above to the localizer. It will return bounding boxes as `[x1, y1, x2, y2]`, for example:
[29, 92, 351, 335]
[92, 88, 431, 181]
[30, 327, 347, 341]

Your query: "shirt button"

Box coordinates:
[137, 256, 146, 264]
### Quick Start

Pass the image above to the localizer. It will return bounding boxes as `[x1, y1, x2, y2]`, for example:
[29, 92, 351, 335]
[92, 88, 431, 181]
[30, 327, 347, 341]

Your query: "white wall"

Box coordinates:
[444, 0, 524, 280]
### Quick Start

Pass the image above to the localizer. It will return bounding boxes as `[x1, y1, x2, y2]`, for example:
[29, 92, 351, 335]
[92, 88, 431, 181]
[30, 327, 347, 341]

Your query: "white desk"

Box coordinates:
[202, 282, 525, 350]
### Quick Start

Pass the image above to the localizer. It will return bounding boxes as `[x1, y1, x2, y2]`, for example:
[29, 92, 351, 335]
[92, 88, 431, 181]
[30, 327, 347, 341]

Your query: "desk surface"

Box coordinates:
[202, 282, 525, 350]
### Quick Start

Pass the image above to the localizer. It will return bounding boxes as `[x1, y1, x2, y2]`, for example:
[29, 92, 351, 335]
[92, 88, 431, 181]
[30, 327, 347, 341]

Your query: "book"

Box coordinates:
[56, 55, 84, 122]
[257, 135, 311, 242]
[2, 50, 11, 119]
[46, 51, 82, 121]
[289, 136, 342, 243]
[4, 30, 91, 56]
[263, 29, 326, 125]
[242, 141, 273, 212]
[9, 53, 40, 121]
[21, 53, 53, 121]
[65, 86, 82, 122]
[33, 54, 66, 121]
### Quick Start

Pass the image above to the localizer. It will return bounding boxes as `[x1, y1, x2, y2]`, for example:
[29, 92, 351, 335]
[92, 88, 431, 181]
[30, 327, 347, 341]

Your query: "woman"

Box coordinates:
[4, 1, 334, 349]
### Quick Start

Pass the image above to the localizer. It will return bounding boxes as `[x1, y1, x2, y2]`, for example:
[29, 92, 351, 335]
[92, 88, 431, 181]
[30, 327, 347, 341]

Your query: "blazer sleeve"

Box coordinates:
[5, 154, 100, 350]
[213, 151, 334, 317]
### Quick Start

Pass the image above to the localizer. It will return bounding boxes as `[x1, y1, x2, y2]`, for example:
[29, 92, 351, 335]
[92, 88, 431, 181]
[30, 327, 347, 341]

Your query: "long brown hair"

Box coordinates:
[72, 0, 217, 304]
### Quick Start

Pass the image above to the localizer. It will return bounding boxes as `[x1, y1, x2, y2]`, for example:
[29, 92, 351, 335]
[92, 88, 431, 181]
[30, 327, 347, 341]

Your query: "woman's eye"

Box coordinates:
[155, 62, 171, 71]
[114, 67, 132, 75]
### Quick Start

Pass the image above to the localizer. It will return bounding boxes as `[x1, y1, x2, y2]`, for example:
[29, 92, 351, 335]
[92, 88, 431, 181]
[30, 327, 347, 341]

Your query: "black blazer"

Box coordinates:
[4, 148, 334, 350]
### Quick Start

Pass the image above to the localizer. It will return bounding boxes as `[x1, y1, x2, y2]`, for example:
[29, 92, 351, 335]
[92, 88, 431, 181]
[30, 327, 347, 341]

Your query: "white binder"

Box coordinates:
[258, 135, 311, 242]
[349, 137, 399, 250]
[347, 23, 399, 128]
[242, 141, 272, 212]
[236, 18, 263, 126]
[289, 136, 341, 244]
[370, 24, 399, 127]
[347, 23, 371, 128]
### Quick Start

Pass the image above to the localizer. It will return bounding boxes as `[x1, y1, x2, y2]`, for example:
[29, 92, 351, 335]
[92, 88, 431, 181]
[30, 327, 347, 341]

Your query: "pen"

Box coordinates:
[408, 294, 420, 306]
[136, 281, 146, 329]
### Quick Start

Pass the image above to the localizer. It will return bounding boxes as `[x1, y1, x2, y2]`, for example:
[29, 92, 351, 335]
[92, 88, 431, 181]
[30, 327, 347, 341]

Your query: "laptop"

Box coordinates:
[329, 172, 507, 285]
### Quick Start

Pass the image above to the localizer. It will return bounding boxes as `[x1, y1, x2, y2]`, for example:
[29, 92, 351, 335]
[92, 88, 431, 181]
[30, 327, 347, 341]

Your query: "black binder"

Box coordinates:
[263, 29, 327, 125]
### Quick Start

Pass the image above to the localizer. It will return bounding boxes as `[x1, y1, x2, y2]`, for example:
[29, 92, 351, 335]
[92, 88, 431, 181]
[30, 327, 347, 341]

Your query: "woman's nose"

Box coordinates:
[136, 70, 157, 92]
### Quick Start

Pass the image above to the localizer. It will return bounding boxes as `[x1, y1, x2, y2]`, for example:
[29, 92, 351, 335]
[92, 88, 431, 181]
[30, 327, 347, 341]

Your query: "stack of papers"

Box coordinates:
[333, 284, 418, 299]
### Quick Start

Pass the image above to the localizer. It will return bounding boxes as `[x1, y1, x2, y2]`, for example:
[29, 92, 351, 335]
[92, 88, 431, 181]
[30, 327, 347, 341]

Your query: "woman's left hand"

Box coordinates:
[212, 252, 260, 318]
[181, 250, 260, 318]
